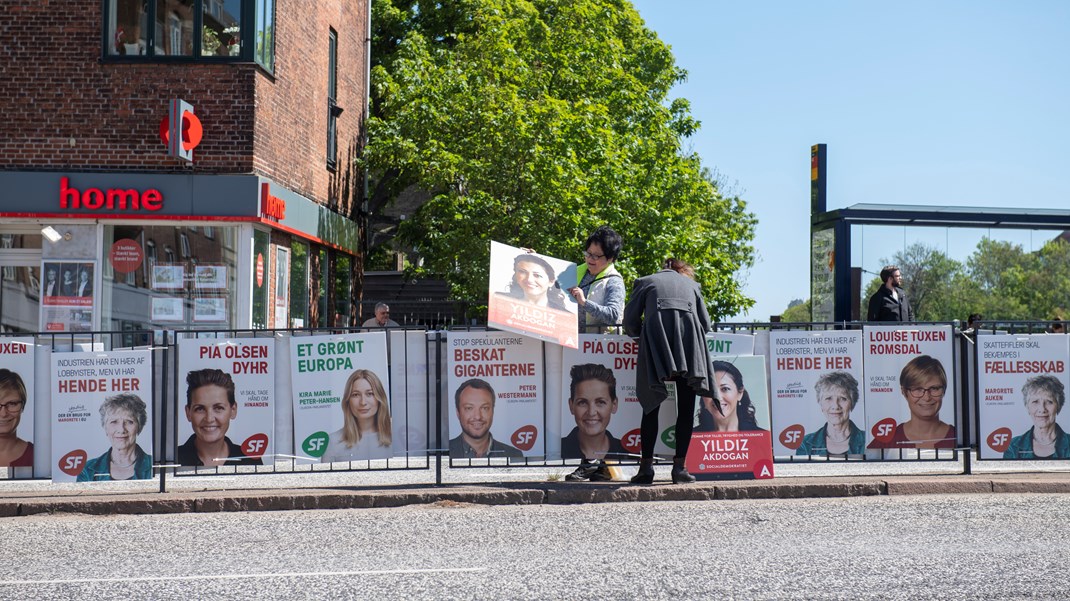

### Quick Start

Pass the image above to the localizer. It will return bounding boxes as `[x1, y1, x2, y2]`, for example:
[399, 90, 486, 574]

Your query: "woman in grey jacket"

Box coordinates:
[623, 258, 720, 484]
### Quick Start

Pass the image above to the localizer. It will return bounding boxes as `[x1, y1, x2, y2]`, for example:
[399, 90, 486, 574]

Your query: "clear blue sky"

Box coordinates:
[631, 0, 1070, 321]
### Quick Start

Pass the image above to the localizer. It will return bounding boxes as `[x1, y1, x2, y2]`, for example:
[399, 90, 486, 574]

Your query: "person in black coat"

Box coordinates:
[867, 265, 913, 322]
[623, 258, 720, 484]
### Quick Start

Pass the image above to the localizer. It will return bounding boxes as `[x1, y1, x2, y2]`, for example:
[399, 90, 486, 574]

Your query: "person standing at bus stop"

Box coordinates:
[867, 265, 913, 322]
[624, 258, 720, 484]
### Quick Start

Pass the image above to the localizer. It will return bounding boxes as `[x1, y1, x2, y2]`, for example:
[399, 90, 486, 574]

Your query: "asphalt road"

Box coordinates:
[1, 493, 1067, 600]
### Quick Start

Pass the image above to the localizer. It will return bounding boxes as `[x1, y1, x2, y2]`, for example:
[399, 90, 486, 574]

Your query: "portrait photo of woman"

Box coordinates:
[696, 360, 764, 433]
[500, 253, 570, 311]
[321, 369, 393, 462]
[561, 363, 627, 481]
[0, 369, 32, 468]
[178, 368, 263, 467]
[795, 371, 865, 456]
[1003, 375, 1070, 459]
[870, 354, 956, 449]
[77, 393, 153, 481]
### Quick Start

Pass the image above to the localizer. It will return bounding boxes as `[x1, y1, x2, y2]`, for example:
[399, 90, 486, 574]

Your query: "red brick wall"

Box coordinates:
[0, 0, 368, 210]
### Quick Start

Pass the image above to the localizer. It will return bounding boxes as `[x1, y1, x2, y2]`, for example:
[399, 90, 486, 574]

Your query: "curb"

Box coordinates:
[1, 474, 1067, 517]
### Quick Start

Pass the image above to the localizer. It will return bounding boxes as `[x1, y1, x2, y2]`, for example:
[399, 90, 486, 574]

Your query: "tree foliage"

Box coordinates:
[364, 0, 757, 319]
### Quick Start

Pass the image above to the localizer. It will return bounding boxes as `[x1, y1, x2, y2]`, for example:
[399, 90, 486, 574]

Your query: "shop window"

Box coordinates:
[251, 229, 270, 329]
[317, 247, 328, 327]
[203, 226, 215, 239]
[103, 225, 238, 331]
[105, 0, 272, 70]
[180, 233, 191, 258]
[290, 240, 309, 328]
[333, 253, 351, 326]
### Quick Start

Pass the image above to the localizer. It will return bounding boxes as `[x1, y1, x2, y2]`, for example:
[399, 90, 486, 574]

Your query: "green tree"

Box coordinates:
[364, 0, 757, 319]
[868, 243, 975, 321]
[780, 298, 811, 323]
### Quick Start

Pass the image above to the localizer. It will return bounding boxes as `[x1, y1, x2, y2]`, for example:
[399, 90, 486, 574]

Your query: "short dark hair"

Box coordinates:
[569, 363, 617, 401]
[454, 378, 495, 410]
[585, 226, 622, 262]
[186, 368, 237, 408]
[880, 265, 900, 282]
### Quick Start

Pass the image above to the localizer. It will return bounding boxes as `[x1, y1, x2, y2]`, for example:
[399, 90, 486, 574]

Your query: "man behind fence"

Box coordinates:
[867, 265, 913, 322]
[362, 302, 400, 328]
[449, 378, 523, 459]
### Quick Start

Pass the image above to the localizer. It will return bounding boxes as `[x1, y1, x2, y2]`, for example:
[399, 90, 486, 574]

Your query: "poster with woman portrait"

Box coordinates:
[289, 332, 393, 463]
[769, 330, 865, 457]
[487, 241, 580, 348]
[176, 338, 275, 467]
[560, 335, 642, 461]
[977, 334, 1070, 460]
[0, 338, 35, 470]
[862, 325, 956, 451]
[447, 331, 544, 459]
[683, 355, 774, 479]
[50, 350, 154, 483]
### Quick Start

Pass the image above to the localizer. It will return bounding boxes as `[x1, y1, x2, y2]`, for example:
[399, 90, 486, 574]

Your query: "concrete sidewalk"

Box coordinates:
[1, 470, 1068, 517]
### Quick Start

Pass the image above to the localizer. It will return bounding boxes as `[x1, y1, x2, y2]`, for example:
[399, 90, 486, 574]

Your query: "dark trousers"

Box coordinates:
[640, 376, 697, 460]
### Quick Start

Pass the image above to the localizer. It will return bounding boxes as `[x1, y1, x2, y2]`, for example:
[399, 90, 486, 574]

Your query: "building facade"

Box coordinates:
[0, 0, 368, 335]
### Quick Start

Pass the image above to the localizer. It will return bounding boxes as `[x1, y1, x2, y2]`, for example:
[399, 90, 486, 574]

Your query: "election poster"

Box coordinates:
[0, 338, 35, 469]
[769, 330, 865, 457]
[977, 334, 1070, 460]
[290, 332, 394, 463]
[51, 349, 154, 483]
[448, 331, 543, 459]
[685, 355, 774, 479]
[388, 330, 431, 458]
[560, 335, 642, 461]
[40, 260, 95, 332]
[707, 332, 755, 357]
[176, 337, 275, 467]
[487, 241, 580, 348]
[862, 325, 956, 450]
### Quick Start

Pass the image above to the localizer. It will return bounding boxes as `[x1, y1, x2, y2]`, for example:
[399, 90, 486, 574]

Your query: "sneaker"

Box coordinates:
[565, 459, 603, 482]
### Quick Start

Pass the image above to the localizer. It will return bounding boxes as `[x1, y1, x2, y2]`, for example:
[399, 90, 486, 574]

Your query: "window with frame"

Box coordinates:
[105, 0, 274, 71]
[326, 29, 340, 169]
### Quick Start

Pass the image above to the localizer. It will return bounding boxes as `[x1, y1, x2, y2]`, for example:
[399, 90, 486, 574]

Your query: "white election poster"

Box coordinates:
[707, 332, 755, 357]
[448, 331, 543, 459]
[0, 338, 35, 470]
[487, 240, 580, 348]
[51, 350, 154, 482]
[290, 332, 393, 463]
[977, 334, 1070, 460]
[769, 330, 864, 457]
[862, 325, 956, 450]
[176, 337, 275, 466]
[560, 334, 642, 460]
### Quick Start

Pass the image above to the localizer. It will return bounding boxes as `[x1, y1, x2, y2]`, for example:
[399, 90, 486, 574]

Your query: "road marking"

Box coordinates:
[0, 567, 486, 586]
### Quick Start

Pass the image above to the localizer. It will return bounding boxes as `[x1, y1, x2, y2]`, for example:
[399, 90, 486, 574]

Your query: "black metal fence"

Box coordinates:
[2, 320, 1067, 490]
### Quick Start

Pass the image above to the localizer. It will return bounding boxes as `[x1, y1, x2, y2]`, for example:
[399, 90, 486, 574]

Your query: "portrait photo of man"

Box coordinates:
[448, 378, 523, 459]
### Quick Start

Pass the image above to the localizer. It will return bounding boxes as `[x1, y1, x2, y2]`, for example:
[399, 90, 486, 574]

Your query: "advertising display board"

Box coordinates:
[977, 334, 1070, 460]
[685, 355, 774, 479]
[487, 241, 579, 348]
[51, 350, 154, 482]
[560, 335, 642, 460]
[290, 332, 394, 462]
[176, 337, 275, 466]
[862, 325, 956, 450]
[0, 338, 35, 469]
[447, 331, 543, 459]
[769, 330, 865, 456]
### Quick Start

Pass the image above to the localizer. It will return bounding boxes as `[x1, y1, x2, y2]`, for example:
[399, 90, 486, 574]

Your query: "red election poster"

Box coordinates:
[863, 325, 956, 451]
[685, 355, 774, 479]
[560, 334, 643, 461]
[487, 241, 580, 348]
